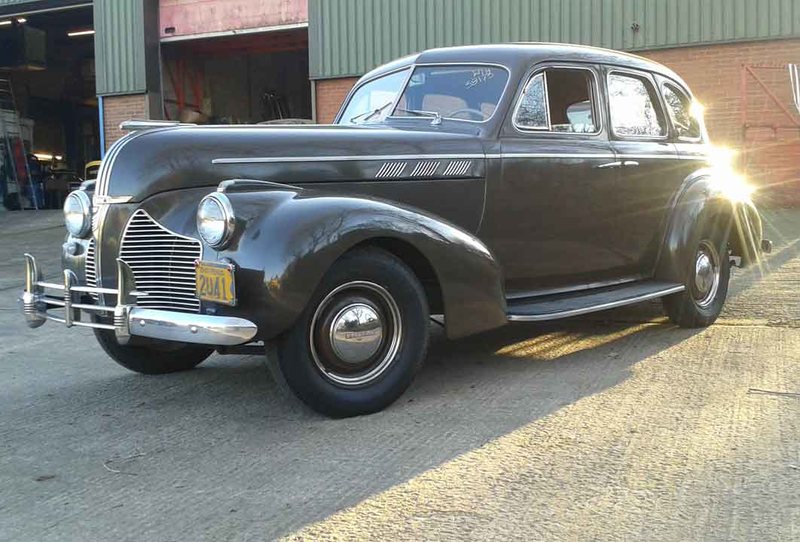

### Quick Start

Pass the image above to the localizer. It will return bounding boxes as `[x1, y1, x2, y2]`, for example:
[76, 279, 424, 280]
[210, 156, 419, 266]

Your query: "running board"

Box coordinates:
[506, 280, 684, 322]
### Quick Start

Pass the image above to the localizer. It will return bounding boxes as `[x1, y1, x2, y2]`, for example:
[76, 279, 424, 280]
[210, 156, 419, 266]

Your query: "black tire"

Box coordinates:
[94, 329, 214, 375]
[663, 217, 731, 328]
[273, 247, 429, 417]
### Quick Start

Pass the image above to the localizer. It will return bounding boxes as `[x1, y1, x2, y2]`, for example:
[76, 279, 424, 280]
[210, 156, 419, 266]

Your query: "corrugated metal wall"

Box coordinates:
[93, 0, 145, 95]
[309, 0, 800, 79]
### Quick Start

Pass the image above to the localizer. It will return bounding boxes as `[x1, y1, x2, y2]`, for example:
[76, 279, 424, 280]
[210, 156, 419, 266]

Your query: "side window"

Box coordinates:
[514, 73, 548, 129]
[662, 83, 701, 140]
[514, 68, 598, 134]
[608, 72, 666, 138]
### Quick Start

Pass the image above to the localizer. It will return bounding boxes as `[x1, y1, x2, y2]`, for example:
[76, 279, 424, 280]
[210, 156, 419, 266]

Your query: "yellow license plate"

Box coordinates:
[195, 261, 237, 306]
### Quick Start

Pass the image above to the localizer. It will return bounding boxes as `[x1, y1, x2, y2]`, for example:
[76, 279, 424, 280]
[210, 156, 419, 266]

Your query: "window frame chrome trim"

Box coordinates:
[605, 67, 670, 142]
[512, 64, 603, 136]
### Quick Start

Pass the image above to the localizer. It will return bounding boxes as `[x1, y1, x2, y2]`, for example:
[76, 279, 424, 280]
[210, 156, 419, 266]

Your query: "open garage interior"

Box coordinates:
[0, 3, 99, 211]
[161, 27, 311, 124]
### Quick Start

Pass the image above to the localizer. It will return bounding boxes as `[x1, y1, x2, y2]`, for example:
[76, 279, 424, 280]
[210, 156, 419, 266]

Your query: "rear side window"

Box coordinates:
[662, 83, 701, 140]
[514, 68, 599, 134]
[608, 72, 666, 138]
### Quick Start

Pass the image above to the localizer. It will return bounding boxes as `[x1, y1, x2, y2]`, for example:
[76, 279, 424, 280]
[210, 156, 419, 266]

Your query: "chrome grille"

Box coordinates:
[119, 210, 202, 313]
[85, 238, 97, 291]
[84, 238, 100, 302]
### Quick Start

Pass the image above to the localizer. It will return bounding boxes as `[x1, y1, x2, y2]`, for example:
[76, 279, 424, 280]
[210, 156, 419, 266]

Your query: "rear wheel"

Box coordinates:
[271, 248, 429, 417]
[663, 221, 731, 328]
[94, 329, 213, 374]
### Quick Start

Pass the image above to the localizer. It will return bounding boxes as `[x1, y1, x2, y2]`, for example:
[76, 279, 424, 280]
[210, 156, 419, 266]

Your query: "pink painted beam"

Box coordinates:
[160, 0, 308, 39]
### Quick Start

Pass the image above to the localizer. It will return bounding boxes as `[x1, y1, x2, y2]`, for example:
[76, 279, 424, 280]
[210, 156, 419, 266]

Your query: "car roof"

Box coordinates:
[359, 42, 687, 89]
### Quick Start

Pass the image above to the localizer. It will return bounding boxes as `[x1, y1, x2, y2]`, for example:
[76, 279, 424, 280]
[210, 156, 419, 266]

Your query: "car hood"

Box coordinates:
[99, 124, 486, 202]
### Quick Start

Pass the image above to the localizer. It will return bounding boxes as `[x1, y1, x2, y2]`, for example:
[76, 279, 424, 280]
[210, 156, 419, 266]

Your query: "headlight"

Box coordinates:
[197, 193, 235, 248]
[63, 190, 92, 238]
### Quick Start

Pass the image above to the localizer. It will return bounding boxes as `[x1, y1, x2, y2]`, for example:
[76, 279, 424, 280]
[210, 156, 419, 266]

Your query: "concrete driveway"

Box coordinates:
[0, 209, 798, 541]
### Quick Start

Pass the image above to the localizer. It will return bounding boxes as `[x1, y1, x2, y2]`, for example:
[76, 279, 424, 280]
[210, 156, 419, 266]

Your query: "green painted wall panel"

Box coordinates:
[93, 0, 145, 95]
[309, 0, 800, 79]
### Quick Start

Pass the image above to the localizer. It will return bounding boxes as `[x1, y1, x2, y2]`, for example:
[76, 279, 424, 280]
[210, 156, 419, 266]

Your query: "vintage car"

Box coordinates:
[21, 44, 770, 417]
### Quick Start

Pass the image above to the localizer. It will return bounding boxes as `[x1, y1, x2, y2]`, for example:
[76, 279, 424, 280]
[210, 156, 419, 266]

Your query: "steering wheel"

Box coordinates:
[445, 108, 485, 121]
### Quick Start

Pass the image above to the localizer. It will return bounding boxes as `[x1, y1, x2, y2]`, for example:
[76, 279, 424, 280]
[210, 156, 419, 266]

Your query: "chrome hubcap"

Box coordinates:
[329, 303, 384, 364]
[692, 241, 720, 307]
[310, 281, 402, 387]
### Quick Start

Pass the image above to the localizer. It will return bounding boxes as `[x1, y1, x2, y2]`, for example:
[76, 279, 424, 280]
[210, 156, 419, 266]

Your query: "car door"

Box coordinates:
[482, 63, 633, 294]
[603, 67, 683, 276]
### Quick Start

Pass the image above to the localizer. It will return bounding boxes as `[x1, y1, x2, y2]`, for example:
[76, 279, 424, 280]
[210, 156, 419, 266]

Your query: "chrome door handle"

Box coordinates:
[595, 161, 622, 169]
[622, 160, 639, 167]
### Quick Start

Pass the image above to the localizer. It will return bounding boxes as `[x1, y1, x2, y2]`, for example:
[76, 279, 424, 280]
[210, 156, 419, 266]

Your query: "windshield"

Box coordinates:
[393, 65, 509, 122]
[338, 64, 509, 125]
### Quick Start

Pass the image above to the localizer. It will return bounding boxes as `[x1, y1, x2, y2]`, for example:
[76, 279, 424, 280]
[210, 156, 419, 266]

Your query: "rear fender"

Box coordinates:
[655, 169, 764, 283]
[218, 186, 507, 340]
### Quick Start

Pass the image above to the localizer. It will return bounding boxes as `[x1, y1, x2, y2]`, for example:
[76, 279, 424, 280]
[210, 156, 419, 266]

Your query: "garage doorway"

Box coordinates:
[161, 27, 311, 125]
[0, 4, 98, 211]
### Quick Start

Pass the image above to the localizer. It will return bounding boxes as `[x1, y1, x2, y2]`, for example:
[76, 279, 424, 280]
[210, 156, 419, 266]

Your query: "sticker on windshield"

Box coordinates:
[466, 68, 495, 89]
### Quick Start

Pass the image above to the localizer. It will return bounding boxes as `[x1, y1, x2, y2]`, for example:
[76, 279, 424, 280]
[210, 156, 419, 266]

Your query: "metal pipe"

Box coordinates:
[98, 95, 105, 159]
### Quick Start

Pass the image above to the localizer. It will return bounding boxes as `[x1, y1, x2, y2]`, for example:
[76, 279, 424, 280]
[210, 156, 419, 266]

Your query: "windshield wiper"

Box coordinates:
[349, 101, 394, 124]
[394, 108, 442, 125]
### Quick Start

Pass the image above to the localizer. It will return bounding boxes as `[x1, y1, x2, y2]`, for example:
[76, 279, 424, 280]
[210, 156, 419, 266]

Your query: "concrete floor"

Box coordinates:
[0, 210, 798, 541]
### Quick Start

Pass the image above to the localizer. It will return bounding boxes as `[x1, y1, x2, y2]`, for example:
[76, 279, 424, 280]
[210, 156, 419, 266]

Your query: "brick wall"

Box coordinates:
[643, 39, 800, 207]
[315, 77, 357, 123]
[102, 94, 148, 150]
[315, 39, 800, 206]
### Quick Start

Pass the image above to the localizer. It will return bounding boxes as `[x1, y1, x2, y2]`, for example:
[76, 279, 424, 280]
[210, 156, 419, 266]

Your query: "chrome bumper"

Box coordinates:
[20, 253, 257, 346]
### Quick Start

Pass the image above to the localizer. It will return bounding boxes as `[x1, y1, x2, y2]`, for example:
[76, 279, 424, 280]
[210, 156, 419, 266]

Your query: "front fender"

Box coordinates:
[655, 169, 764, 283]
[217, 186, 507, 340]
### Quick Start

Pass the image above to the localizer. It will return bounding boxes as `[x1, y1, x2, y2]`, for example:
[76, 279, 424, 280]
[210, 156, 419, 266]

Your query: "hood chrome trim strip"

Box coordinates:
[212, 153, 710, 165]
[212, 153, 487, 165]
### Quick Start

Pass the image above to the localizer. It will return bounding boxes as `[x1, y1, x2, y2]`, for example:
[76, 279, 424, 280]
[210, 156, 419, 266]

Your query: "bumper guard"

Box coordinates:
[20, 254, 257, 346]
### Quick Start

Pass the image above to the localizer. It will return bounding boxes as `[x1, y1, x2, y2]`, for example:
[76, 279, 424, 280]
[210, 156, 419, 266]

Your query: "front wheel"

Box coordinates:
[663, 222, 731, 328]
[94, 329, 214, 374]
[271, 248, 429, 417]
